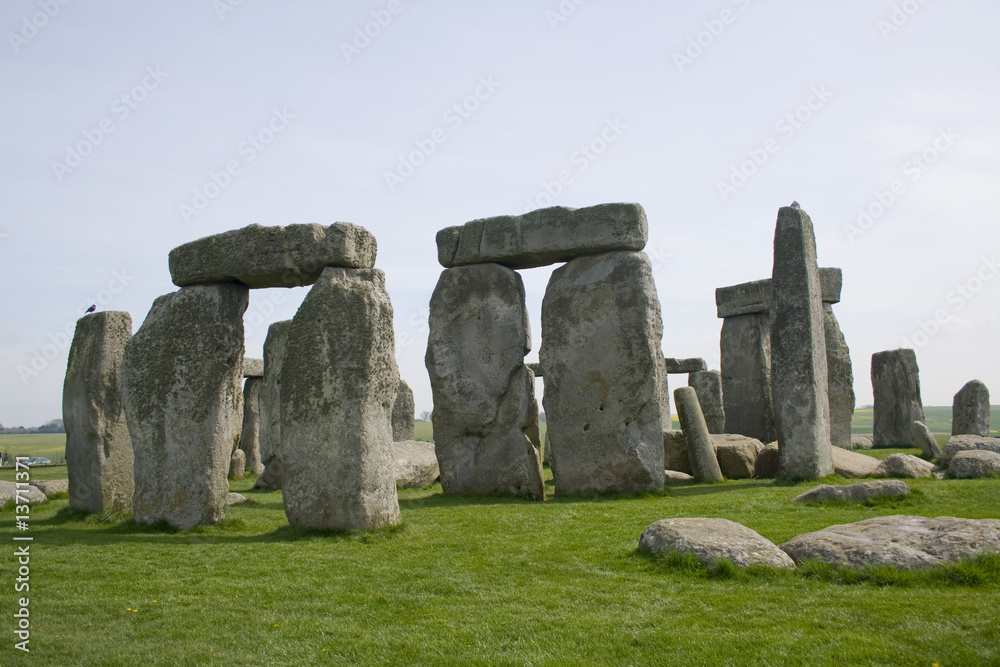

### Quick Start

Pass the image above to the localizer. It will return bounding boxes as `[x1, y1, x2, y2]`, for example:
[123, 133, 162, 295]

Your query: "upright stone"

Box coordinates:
[952, 380, 990, 436]
[229, 449, 246, 479]
[689, 370, 725, 434]
[257, 320, 291, 489]
[123, 284, 248, 530]
[425, 264, 544, 499]
[540, 251, 665, 494]
[238, 377, 264, 474]
[281, 267, 401, 530]
[769, 206, 833, 479]
[872, 348, 925, 447]
[824, 305, 855, 450]
[720, 313, 776, 442]
[659, 359, 672, 430]
[673, 387, 724, 482]
[63, 311, 134, 513]
[392, 379, 416, 441]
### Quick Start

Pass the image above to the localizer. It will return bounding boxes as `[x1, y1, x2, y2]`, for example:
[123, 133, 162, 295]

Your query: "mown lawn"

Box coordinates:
[1, 459, 999, 665]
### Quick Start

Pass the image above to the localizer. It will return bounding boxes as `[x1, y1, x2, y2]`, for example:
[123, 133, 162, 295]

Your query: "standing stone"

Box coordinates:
[392, 379, 416, 441]
[769, 206, 833, 479]
[257, 320, 291, 489]
[689, 370, 725, 434]
[673, 387, 724, 482]
[720, 313, 776, 443]
[238, 378, 264, 475]
[123, 284, 248, 530]
[541, 251, 665, 494]
[425, 264, 544, 499]
[824, 305, 855, 450]
[659, 362, 671, 429]
[281, 267, 401, 530]
[872, 348, 925, 447]
[910, 420, 943, 459]
[63, 311, 134, 513]
[952, 380, 990, 436]
[229, 449, 246, 479]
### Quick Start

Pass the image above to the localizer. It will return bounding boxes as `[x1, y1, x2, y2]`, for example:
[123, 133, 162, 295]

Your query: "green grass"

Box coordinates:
[2, 462, 999, 665]
[852, 406, 1000, 438]
[0, 433, 67, 464]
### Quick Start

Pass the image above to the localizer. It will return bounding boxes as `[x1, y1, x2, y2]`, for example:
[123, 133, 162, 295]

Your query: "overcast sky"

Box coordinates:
[1, 1, 997, 427]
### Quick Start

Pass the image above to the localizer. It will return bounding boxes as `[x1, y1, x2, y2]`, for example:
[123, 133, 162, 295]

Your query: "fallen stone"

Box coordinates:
[392, 380, 416, 442]
[910, 421, 942, 459]
[227, 492, 247, 505]
[792, 480, 911, 503]
[437, 203, 647, 270]
[258, 320, 291, 490]
[941, 435, 1000, 463]
[29, 479, 69, 496]
[755, 443, 781, 478]
[824, 305, 855, 451]
[674, 387, 724, 482]
[713, 434, 764, 479]
[63, 311, 134, 514]
[665, 470, 694, 484]
[949, 450, 1000, 479]
[689, 370, 725, 434]
[664, 358, 707, 374]
[238, 378, 265, 475]
[720, 313, 776, 443]
[873, 453, 934, 479]
[169, 222, 377, 288]
[639, 518, 795, 569]
[715, 267, 844, 318]
[242, 357, 263, 378]
[780, 515, 1000, 569]
[0, 481, 46, 505]
[831, 446, 880, 478]
[229, 449, 246, 479]
[394, 440, 440, 488]
[872, 348, 925, 447]
[663, 430, 691, 475]
[851, 435, 874, 450]
[952, 380, 991, 436]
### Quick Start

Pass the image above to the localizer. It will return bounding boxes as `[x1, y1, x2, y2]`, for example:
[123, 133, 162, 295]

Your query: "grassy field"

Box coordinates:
[0, 434, 67, 464]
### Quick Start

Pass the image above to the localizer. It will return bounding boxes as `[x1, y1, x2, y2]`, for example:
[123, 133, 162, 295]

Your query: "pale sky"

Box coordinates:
[1, 1, 998, 427]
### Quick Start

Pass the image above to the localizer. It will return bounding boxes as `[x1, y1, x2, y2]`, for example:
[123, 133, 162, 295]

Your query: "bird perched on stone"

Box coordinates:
[790, 201, 801, 209]
[85, 304, 96, 314]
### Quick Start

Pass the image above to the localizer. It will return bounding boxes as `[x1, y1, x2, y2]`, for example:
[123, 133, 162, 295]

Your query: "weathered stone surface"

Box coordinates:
[541, 251, 664, 494]
[227, 492, 247, 505]
[780, 515, 1000, 569]
[949, 450, 1000, 479]
[392, 380, 415, 442]
[257, 320, 291, 490]
[437, 203, 647, 270]
[426, 264, 544, 498]
[770, 206, 833, 479]
[689, 370, 725, 434]
[281, 267, 401, 530]
[63, 311, 134, 513]
[29, 479, 69, 496]
[831, 446, 881, 478]
[713, 434, 764, 479]
[910, 421, 942, 459]
[823, 305, 855, 451]
[664, 358, 707, 374]
[872, 348, 925, 447]
[394, 440, 440, 488]
[229, 449, 246, 479]
[715, 268, 843, 318]
[639, 518, 795, 569]
[674, 387, 724, 482]
[663, 430, 691, 475]
[720, 313, 776, 443]
[0, 481, 46, 505]
[665, 470, 694, 484]
[242, 357, 263, 378]
[169, 223, 377, 288]
[526, 362, 544, 377]
[237, 378, 264, 475]
[659, 360, 671, 428]
[942, 435, 1000, 463]
[123, 284, 247, 530]
[851, 434, 874, 450]
[873, 453, 934, 479]
[755, 443, 781, 478]
[792, 480, 911, 503]
[952, 380, 991, 436]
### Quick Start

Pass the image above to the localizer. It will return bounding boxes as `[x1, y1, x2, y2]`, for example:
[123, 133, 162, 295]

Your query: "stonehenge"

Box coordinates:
[237, 377, 264, 475]
[872, 348, 925, 447]
[952, 380, 990, 436]
[392, 379, 415, 442]
[257, 320, 291, 490]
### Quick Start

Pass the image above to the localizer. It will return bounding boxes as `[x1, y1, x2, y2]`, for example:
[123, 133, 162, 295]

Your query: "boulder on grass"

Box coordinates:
[29, 479, 69, 496]
[713, 434, 764, 479]
[949, 450, 1000, 479]
[662, 430, 691, 475]
[755, 443, 781, 479]
[909, 421, 942, 459]
[394, 440, 440, 488]
[229, 449, 246, 480]
[639, 518, 795, 569]
[792, 480, 911, 503]
[873, 453, 934, 479]
[664, 470, 694, 484]
[851, 435, 874, 450]
[941, 435, 1000, 463]
[0, 481, 46, 505]
[831, 446, 880, 478]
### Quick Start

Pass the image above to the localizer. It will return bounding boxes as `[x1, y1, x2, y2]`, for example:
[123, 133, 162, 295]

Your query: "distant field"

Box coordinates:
[0, 433, 66, 463]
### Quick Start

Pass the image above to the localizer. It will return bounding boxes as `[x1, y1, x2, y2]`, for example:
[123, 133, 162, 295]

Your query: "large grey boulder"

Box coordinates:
[952, 380, 991, 436]
[663, 430, 691, 475]
[873, 453, 935, 479]
[0, 481, 47, 505]
[639, 518, 795, 569]
[872, 348, 925, 447]
[281, 267, 401, 530]
[713, 434, 764, 479]
[824, 305, 855, 451]
[780, 515, 1000, 569]
[910, 421, 942, 459]
[123, 284, 248, 530]
[169, 222, 377, 288]
[941, 435, 1000, 463]
[720, 313, 776, 443]
[664, 358, 707, 374]
[851, 434, 874, 450]
[63, 311, 134, 513]
[831, 446, 881, 478]
[392, 379, 415, 442]
[715, 268, 843, 318]
[541, 251, 665, 494]
[754, 443, 781, 478]
[394, 440, 440, 488]
[29, 479, 69, 496]
[689, 370, 725, 434]
[437, 203, 647, 270]
[238, 378, 264, 475]
[769, 206, 833, 479]
[229, 449, 246, 479]
[792, 480, 911, 503]
[257, 320, 291, 489]
[949, 450, 1000, 479]
[674, 387, 724, 482]
[426, 264, 544, 499]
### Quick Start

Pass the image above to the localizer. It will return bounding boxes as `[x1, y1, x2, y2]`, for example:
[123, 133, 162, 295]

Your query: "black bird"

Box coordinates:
[85, 304, 96, 314]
